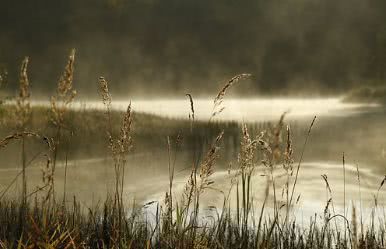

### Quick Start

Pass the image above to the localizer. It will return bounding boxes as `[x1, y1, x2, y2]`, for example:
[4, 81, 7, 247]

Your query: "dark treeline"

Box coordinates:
[1, 0, 386, 97]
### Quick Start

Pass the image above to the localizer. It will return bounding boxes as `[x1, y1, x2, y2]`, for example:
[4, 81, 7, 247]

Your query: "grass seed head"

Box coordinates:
[16, 57, 31, 130]
[99, 76, 112, 107]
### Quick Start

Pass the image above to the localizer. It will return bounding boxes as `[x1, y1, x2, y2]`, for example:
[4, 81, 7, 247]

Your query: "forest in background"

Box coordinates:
[1, 0, 386, 98]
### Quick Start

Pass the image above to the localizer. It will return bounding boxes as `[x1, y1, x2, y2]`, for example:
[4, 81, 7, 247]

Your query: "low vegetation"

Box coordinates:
[0, 52, 385, 249]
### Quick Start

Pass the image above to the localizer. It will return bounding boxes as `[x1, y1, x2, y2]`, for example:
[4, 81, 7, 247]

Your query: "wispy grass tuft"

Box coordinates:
[0, 55, 385, 249]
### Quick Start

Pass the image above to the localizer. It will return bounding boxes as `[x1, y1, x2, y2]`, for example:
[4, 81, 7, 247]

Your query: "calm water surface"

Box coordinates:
[3, 98, 385, 222]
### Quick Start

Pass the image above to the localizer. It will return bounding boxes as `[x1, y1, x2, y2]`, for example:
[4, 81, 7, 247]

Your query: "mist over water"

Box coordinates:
[2, 97, 385, 222]
[31, 97, 377, 121]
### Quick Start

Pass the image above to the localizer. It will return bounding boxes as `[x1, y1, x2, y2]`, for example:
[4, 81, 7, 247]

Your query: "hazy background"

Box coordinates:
[1, 0, 386, 98]
[0, 0, 386, 215]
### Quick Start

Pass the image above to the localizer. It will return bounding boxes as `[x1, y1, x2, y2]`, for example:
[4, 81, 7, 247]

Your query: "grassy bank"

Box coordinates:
[1, 107, 386, 248]
[1, 52, 386, 249]
[0, 195, 385, 249]
[1, 103, 386, 248]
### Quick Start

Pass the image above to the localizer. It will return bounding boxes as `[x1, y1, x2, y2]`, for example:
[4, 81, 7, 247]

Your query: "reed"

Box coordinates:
[185, 93, 195, 132]
[185, 93, 195, 122]
[288, 116, 316, 208]
[50, 49, 77, 201]
[0, 56, 386, 249]
[15, 57, 30, 207]
[98, 76, 133, 245]
[211, 73, 251, 120]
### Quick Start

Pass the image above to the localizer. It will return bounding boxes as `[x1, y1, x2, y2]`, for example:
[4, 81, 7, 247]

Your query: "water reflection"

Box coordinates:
[0, 98, 385, 223]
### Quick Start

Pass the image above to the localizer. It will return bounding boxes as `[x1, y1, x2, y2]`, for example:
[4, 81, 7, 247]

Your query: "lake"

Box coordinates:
[2, 97, 386, 223]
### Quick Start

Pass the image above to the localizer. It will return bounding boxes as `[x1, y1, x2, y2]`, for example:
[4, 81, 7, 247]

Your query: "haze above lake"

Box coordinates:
[32, 97, 378, 122]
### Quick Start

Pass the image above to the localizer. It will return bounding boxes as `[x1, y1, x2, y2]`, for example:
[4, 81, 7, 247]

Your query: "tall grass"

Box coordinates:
[0, 56, 386, 249]
[16, 56, 30, 208]
[98, 76, 133, 244]
[50, 49, 77, 202]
